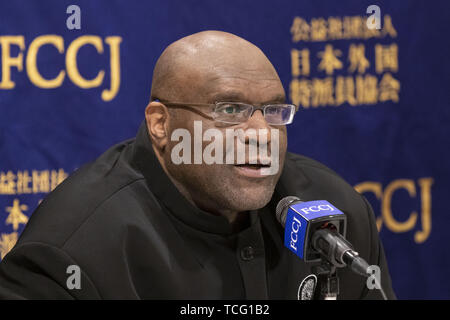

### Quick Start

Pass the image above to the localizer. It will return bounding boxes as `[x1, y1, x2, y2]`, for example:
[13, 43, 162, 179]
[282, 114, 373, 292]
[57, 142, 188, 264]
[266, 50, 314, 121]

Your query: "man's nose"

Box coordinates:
[246, 109, 268, 128]
[243, 109, 272, 144]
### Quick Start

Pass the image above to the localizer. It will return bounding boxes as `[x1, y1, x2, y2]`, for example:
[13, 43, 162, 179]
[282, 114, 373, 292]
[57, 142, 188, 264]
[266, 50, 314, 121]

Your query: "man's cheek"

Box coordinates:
[279, 132, 288, 162]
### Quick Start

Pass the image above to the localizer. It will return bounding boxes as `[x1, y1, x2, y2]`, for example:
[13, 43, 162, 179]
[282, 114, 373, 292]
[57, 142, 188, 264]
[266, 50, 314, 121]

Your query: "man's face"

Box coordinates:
[162, 59, 288, 215]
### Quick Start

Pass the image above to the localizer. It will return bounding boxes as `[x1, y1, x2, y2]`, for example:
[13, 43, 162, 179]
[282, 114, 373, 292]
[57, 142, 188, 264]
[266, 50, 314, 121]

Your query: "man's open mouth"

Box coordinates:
[234, 163, 271, 169]
[233, 162, 273, 178]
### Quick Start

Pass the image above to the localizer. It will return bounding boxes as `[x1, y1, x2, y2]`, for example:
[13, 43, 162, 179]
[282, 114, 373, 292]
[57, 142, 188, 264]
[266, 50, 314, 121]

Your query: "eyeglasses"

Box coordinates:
[153, 99, 298, 125]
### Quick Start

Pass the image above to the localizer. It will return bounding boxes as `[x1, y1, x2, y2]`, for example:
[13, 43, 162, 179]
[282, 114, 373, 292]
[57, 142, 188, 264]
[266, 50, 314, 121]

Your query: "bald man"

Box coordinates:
[0, 31, 395, 300]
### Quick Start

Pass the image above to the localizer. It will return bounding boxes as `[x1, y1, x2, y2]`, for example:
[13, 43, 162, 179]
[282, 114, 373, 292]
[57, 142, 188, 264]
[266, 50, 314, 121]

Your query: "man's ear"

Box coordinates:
[145, 101, 170, 150]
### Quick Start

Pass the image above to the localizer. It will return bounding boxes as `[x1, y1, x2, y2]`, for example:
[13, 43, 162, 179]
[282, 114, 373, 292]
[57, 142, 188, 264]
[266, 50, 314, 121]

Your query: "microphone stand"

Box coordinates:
[312, 261, 339, 300]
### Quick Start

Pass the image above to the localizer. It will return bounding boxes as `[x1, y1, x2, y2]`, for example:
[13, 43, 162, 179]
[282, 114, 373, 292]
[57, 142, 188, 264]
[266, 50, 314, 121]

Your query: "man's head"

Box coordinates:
[145, 30, 289, 222]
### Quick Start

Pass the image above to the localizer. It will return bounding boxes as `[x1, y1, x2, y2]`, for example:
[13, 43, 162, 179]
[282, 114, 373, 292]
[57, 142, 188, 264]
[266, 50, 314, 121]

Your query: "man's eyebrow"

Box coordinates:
[264, 94, 286, 104]
[212, 92, 286, 104]
[212, 91, 245, 102]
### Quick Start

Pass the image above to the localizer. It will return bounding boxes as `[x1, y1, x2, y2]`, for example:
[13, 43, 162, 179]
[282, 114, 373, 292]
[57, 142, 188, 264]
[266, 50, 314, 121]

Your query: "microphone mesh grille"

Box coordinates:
[276, 196, 301, 226]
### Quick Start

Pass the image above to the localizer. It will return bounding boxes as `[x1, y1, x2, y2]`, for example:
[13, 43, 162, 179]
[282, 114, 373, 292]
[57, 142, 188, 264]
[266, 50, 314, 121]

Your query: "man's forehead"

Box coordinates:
[203, 72, 285, 104]
[153, 31, 285, 102]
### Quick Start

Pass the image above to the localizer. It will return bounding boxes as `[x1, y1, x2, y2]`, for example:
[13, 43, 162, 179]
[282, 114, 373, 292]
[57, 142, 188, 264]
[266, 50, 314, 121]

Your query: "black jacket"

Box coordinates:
[0, 122, 395, 299]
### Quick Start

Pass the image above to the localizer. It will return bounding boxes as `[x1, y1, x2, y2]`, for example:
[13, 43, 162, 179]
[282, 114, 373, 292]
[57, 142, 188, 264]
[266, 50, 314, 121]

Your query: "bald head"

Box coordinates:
[150, 30, 285, 103]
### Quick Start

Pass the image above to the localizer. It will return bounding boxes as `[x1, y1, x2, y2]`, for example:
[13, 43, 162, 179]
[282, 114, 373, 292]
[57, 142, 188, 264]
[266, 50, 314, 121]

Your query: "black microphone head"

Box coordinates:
[276, 196, 301, 227]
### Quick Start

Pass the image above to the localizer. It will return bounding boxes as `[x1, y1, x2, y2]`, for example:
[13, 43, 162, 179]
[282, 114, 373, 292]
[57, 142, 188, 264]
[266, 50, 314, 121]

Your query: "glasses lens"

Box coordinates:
[214, 103, 252, 123]
[264, 105, 295, 124]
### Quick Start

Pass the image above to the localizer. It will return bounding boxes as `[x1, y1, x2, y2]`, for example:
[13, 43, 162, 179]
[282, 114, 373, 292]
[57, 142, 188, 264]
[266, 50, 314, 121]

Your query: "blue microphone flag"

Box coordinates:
[284, 200, 345, 260]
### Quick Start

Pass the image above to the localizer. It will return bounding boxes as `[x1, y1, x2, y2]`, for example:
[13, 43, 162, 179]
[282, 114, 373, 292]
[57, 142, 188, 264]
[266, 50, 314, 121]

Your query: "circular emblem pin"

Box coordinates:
[297, 274, 317, 300]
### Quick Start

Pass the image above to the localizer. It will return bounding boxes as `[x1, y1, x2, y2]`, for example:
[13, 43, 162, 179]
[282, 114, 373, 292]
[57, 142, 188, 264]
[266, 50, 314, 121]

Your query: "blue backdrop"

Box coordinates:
[1, 0, 449, 299]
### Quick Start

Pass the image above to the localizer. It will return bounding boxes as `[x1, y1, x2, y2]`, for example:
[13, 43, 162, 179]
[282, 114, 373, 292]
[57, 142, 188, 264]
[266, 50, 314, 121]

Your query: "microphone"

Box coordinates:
[275, 196, 370, 276]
